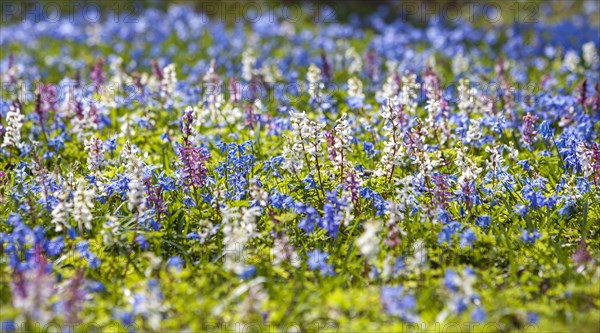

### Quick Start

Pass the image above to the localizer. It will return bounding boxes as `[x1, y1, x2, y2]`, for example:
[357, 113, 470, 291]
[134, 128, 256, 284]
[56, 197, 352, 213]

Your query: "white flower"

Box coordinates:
[465, 119, 482, 144]
[283, 110, 326, 172]
[203, 59, 224, 114]
[375, 99, 406, 178]
[307, 63, 324, 100]
[72, 178, 95, 231]
[222, 206, 260, 249]
[131, 282, 167, 330]
[2, 103, 24, 149]
[485, 145, 505, 171]
[582, 41, 599, 67]
[406, 239, 428, 273]
[242, 49, 257, 81]
[51, 185, 72, 232]
[563, 50, 581, 72]
[457, 79, 477, 113]
[399, 72, 420, 114]
[221, 205, 261, 272]
[356, 219, 381, 260]
[376, 72, 400, 102]
[330, 114, 353, 174]
[160, 63, 177, 100]
[455, 147, 482, 186]
[121, 141, 146, 214]
[451, 52, 469, 75]
[347, 76, 364, 99]
[345, 46, 363, 74]
[84, 136, 105, 172]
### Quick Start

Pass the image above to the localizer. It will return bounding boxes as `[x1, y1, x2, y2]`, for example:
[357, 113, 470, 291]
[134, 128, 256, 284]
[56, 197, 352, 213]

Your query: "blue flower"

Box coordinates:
[520, 229, 542, 245]
[307, 250, 334, 276]
[183, 196, 196, 208]
[459, 229, 476, 248]
[527, 311, 539, 324]
[475, 215, 491, 228]
[380, 286, 419, 322]
[45, 236, 65, 256]
[471, 306, 487, 322]
[444, 269, 460, 292]
[76, 241, 101, 268]
[539, 120, 554, 140]
[238, 265, 256, 279]
[167, 256, 184, 271]
[515, 204, 528, 217]
[103, 134, 118, 151]
[135, 235, 149, 250]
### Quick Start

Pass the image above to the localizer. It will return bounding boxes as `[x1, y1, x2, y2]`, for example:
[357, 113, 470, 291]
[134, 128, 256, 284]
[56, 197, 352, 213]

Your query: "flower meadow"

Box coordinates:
[1, 1, 600, 332]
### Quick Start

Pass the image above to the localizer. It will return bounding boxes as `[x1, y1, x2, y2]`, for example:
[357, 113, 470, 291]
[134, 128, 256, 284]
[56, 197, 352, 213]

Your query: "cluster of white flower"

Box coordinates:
[330, 114, 353, 177]
[237, 279, 268, 317]
[582, 41, 599, 67]
[451, 52, 469, 75]
[376, 99, 406, 178]
[563, 50, 581, 72]
[376, 72, 400, 102]
[412, 148, 436, 180]
[484, 145, 505, 173]
[406, 239, 429, 274]
[504, 142, 519, 162]
[345, 46, 363, 74]
[248, 178, 268, 208]
[202, 59, 225, 120]
[272, 233, 300, 267]
[457, 79, 477, 114]
[121, 141, 146, 214]
[160, 63, 177, 101]
[101, 216, 123, 246]
[84, 136, 105, 172]
[578, 142, 596, 179]
[72, 178, 95, 232]
[393, 176, 419, 214]
[51, 184, 72, 232]
[71, 103, 103, 140]
[306, 63, 324, 101]
[356, 219, 381, 260]
[465, 119, 483, 144]
[241, 48, 257, 82]
[260, 61, 283, 83]
[221, 205, 261, 272]
[347, 76, 364, 99]
[455, 147, 482, 185]
[339, 188, 357, 228]
[282, 110, 326, 172]
[399, 72, 420, 114]
[2, 103, 24, 149]
[222, 205, 260, 249]
[128, 282, 167, 330]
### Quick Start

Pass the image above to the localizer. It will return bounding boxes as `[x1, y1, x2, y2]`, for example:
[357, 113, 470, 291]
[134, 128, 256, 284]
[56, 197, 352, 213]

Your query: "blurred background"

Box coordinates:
[1, 0, 599, 26]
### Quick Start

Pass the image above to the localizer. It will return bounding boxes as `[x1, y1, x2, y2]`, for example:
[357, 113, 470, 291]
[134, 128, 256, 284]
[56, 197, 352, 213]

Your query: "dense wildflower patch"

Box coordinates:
[0, 2, 599, 332]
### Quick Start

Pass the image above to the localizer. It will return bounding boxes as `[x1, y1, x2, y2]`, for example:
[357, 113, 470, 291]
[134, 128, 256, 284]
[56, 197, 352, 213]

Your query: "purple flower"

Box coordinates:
[521, 113, 539, 146]
[177, 145, 210, 189]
